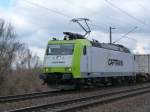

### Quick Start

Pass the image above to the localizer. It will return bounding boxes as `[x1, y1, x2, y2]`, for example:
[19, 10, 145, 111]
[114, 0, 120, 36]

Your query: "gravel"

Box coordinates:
[0, 88, 112, 111]
[80, 92, 150, 112]
[1, 84, 150, 112]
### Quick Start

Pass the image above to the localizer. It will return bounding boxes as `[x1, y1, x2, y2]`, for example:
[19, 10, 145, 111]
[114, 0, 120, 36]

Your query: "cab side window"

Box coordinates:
[83, 46, 86, 55]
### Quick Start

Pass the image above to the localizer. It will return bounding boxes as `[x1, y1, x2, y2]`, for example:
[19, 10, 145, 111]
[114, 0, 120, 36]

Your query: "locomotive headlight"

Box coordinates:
[45, 68, 49, 72]
[68, 68, 72, 71]
[65, 67, 72, 72]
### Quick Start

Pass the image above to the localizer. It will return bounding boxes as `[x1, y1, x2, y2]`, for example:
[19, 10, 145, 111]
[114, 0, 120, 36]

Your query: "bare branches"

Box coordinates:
[0, 20, 43, 95]
[0, 20, 23, 79]
[15, 47, 41, 70]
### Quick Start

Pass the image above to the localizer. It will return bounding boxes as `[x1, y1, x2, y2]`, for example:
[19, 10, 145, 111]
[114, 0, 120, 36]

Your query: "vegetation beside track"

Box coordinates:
[0, 19, 48, 96]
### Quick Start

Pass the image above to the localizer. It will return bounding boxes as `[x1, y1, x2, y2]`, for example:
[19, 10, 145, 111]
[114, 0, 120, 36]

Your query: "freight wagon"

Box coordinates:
[134, 55, 150, 81]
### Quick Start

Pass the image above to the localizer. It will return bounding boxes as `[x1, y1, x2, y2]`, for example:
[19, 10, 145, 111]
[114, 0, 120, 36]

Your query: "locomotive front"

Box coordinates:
[41, 41, 75, 88]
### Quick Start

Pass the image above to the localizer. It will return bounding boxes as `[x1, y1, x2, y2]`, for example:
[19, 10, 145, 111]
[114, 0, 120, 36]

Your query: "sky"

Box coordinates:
[1, 0, 150, 59]
[0, 0, 10, 7]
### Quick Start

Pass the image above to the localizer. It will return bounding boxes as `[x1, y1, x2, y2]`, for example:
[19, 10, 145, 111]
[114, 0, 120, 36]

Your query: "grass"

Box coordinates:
[0, 69, 48, 96]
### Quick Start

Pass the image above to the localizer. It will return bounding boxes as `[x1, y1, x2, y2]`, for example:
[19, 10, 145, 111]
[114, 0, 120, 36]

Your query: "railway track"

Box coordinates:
[0, 83, 147, 104]
[0, 88, 105, 104]
[0, 90, 66, 103]
[0, 87, 111, 104]
[8, 83, 150, 112]
[0, 84, 129, 104]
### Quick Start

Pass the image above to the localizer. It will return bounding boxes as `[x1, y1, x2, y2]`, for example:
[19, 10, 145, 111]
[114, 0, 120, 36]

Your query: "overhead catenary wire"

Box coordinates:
[137, 3, 150, 20]
[64, 0, 136, 28]
[113, 26, 138, 43]
[22, 0, 145, 28]
[24, 0, 140, 45]
[24, 0, 72, 19]
[64, 0, 144, 44]
[25, 0, 133, 33]
[124, 36, 138, 42]
[104, 0, 145, 25]
[24, 0, 105, 31]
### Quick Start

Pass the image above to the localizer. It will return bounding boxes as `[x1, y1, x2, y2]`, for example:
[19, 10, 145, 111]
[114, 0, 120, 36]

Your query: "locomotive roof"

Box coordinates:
[62, 32, 130, 53]
[90, 41, 130, 53]
[49, 32, 131, 53]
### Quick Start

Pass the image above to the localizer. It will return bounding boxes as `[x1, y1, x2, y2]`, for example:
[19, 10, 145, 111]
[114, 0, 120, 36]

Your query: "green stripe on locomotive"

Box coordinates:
[43, 39, 91, 78]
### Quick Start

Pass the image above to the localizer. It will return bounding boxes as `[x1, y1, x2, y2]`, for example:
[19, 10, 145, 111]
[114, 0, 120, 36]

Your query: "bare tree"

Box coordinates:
[15, 48, 41, 70]
[0, 20, 23, 83]
[0, 20, 43, 95]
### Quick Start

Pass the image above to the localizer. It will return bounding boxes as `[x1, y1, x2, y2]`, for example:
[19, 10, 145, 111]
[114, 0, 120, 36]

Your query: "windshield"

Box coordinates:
[46, 44, 74, 55]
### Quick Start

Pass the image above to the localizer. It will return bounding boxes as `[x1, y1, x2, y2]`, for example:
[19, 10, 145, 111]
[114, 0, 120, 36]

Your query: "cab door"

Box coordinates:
[86, 46, 92, 73]
[80, 46, 92, 75]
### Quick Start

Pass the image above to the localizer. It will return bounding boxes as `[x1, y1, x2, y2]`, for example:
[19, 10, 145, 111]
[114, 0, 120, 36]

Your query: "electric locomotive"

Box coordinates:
[40, 31, 136, 89]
